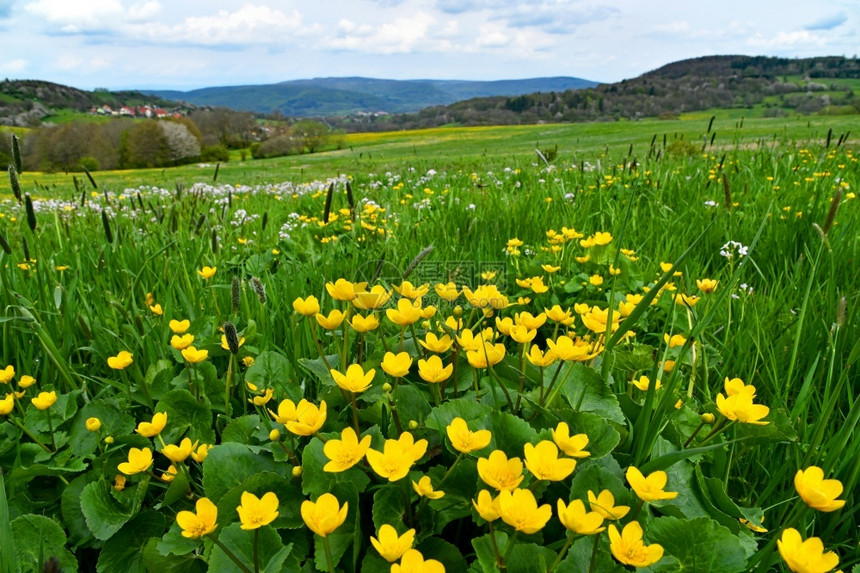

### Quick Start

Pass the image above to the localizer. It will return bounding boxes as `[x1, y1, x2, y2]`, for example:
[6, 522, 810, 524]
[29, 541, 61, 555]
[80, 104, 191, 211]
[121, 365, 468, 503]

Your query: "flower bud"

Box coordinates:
[421, 320, 431, 330]
[292, 465, 303, 478]
[408, 420, 419, 430]
[85, 417, 102, 432]
[453, 305, 463, 317]
[382, 382, 392, 393]
[269, 428, 281, 441]
[701, 413, 715, 424]
[104, 436, 114, 444]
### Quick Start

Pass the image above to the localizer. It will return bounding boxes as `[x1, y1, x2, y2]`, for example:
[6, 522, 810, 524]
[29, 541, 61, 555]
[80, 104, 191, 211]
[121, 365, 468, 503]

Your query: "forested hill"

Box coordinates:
[331, 55, 860, 131]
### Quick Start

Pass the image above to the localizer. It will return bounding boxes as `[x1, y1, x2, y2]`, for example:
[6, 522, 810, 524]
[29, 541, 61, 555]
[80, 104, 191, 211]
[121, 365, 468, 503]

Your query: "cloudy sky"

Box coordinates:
[0, 0, 857, 90]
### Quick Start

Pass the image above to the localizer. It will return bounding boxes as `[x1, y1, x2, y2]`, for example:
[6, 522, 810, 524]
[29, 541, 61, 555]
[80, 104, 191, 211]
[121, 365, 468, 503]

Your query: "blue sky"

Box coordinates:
[0, 0, 857, 90]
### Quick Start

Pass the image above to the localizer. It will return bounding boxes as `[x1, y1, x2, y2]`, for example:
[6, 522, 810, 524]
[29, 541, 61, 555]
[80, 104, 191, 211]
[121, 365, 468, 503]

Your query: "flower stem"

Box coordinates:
[11, 418, 52, 453]
[45, 407, 57, 450]
[587, 532, 601, 573]
[350, 392, 361, 434]
[547, 531, 576, 573]
[253, 528, 259, 573]
[207, 534, 253, 573]
[322, 535, 335, 573]
[501, 530, 520, 566]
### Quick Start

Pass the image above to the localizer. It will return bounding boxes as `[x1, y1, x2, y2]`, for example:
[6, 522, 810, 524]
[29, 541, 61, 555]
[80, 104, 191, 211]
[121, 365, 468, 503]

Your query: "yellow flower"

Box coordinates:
[113, 475, 126, 491]
[237, 491, 280, 530]
[349, 312, 380, 333]
[161, 464, 178, 482]
[181, 346, 208, 363]
[421, 305, 436, 319]
[170, 334, 195, 350]
[545, 305, 575, 325]
[323, 427, 371, 472]
[626, 466, 678, 502]
[434, 282, 460, 302]
[477, 450, 524, 491]
[149, 304, 163, 315]
[466, 342, 506, 369]
[371, 524, 415, 563]
[557, 499, 605, 535]
[381, 351, 413, 378]
[777, 527, 840, 573]
[301, 493, 348, 537]
[587, 489, 629, 520]
[326, 278, 366, 301]
[696, 278, 719, 293]
[353, 285, 392, 310]
[546, 336, 597, 362]
[315, 309, 346, 330]
[286, 400, 327, 436]
[169, 319, 190, 334]
[412, 476, 445, 499]
[794, 467, 846, 513]
[191, 444, 210, 463]
[446, 417, 491, 453]
[472, 490, 501, 522]
[176, 497, 218, 539]
[293, 295, 321, 316]
[268, 399, 298, 424]
[331, 364, 375, 394]
[249, 388, 274, 406]
[162, 437, 198, 464]
[18, 375, 36, 388]
[394, 281, 430, 299]
[515, 311, 546, 330]
[417, 355, 453, 383]
[574, 303, 590, 315]
[107, 351, 134, 370]
[663, 333, 687, 348]
[509, 324, 536, 344]
[631, 375, 661, 392]
[32, 391, 57, 410]
[366, 432, 428, 482]
[86, 417, 102, 432]
[524, 441, 577, 481]
[456, 328, 485, 352]
[551, 422, 590, 458]
[716, 392, 770, 425]
[118, 447, 153, 475]
[242, 356, 255, 367]
[0, 394, 15, 416]
[197, 266, 217, 279]
[589, 274, 604, 287]
[0, 365, 15, 383]
[581, 307, 619, 334]
[526, 344, 557, 368]
[462, 285, 508, 310]
[136, 412, 167, 437]
[723, 377, 756, 398]
[608, 521, 664, 568]
[391, 549, 445, 573]
[541, 264, 561, 274]
[420, 333, 453, 353]
[498, 488, 552, 534]
[386, 298, 422, 326]
[220, 334, 245, 351]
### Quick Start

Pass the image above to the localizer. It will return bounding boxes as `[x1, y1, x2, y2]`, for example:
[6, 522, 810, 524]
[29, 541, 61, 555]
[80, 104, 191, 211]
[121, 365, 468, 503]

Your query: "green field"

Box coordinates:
[0, 116, 857, 572]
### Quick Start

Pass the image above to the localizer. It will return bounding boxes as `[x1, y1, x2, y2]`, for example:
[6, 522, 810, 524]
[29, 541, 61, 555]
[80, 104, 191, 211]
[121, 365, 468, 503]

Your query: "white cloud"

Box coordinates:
[746, 29, 827, 48]
[474, 24, 509, 47]
[328, 12, 437, 54]
[0, 58, 28, 74]
[144, 4, 307, 45]
[24, 0, 160, 32]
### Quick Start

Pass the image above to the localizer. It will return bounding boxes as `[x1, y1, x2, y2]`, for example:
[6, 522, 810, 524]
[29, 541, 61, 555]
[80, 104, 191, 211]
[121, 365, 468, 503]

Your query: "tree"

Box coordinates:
[122, 121, 168, 168]
[160, 121, 201, 165]
[293, 120, 329, 153]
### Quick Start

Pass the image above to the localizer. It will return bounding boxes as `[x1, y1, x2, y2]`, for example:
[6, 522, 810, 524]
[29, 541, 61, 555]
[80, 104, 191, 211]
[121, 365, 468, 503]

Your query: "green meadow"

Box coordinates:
[0, 114, 857, 572]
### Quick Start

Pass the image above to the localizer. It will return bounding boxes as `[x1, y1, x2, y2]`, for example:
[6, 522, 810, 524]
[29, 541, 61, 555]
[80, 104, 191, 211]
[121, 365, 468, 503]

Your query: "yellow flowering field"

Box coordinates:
[0, 127, 857, 572]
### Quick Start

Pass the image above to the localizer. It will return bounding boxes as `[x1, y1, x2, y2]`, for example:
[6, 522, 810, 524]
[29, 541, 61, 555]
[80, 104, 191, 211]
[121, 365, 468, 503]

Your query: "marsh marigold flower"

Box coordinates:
[609, 521, 664, 568]
[18, 375, 36, 388]
[545, 305, 575, 325]
[32, 391, 57, 410]
[393, 281, 430, 300]
[237, 491, 279, 530]
[777, 527, 840, 573]
[353, 285, 392, 310]
[301, 493, 348, 537]
[472, 490, 501, 522]
[315, 309, 345, 330]
[697, 278, 719, 293]
[170, 334, 194, 350]
[0, 365, 15, 383]
[86, 417, 102, 432]
[526, 344, 557, 367]
[420, 333, 453, 353]
[716, 392, 769, 425]
[412, 476, 445, 499]
[293, 295, 320, 316]
[330, 364, 375, 394]
[724, 377, 756, 397]
[381, 351, 413, 378]
[181, 346, 208, 363]
[136, 411, 167, 437]
[176, 497, 218, 539]
[446, 417, 491, 453]
[191, 444, 210, 463]
[386, 298, 422, 326]
[118, 447, 153, 475]
[107, 351, 133, 370]
[551, 422, 590, 458]
[366, 432, 427, 481]
[371, 524, 415, 563]
[162, 437, 198, 464]
[391, 549, 445, 573]
[588, 490, 629, 520]
[524, 441, 577, 481]
[794, 466, 846, 513]
[626, 466, 678, 502]
[434, 282, 459, 302]
[349, 313, 380, 333]
[149, 304, 163, 316]
[557, 499, 605, 535]
[323, 427, 371, 472]
[286, 400, 326, 436]
[466, 342, 506, 369]
[169, 319, 190, 334]
[197, 266, 217, 279]
[477, 450, 524, 491]
[417, 355, 453, 384]
[0, 394, 14, 416]
[326, 279, 366, 301]
[498, 488, 552, 534]
[269, 398, 298, 424]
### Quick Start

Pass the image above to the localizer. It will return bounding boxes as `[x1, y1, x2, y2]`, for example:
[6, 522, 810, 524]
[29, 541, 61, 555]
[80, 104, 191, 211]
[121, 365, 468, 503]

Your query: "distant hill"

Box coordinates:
[143, 76, 598, 117]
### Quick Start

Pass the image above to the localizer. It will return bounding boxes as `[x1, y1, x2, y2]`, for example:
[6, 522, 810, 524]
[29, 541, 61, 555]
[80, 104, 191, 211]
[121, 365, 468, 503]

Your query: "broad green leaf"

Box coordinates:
[485, 411, 537, 457]
[569, 458, 632, 508]
[298, 354, 339, 386]
[416, 537, 469, 572]
[202, 442, 284, 501]
[733, 408, 798, 443]
[80, 479, 146, 540]
[69, 399, 136, 457]
[10, 514, 78, 573]
[208, 523, 291, 573]
[558, 364, 624, 423]
[246, 351, 302, 401]
[144, 359, 176, 402]
[142, 538, 207, 573]
[60, 474, 92, 543]
[556, 535, 624, 573]
[426, 398, 493, 434]
[221, 414, 262, 445]
[157, 524, 201, 557]
[507, 542, 558, 573]
[472, 531, 508, 573]
[554, 410, 620, 459]
[646, 516, 747, 572]
[216, 471, 304, 529]
[300, 436, 370, 498]
[155, 389, 216, 444]
[372, 485, 406, 533]
[97, 511, 166, 573]
[392, 383, 432, 428]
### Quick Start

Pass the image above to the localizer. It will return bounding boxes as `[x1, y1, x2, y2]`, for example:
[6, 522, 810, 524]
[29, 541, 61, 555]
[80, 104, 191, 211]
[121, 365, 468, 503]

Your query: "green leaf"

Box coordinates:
[202, 442, 284, 501]
[69, 399, 136, 457]
[733, 408, 798, 443]
[372, 485, 406, 532]
[221, 415, 262, 445]
[10, 514, 78, 573]
[507, 542, 557, 573]
[246, 351, 302, 401]
[157, 524, 202, 557]
[416, 537, 468, 572]
[569, 458, 632, 508]
[692, 466, 764, 535]
[392, 383, 432, 428]
[156, 389, 216, 444]
[208, 523, 291, 573]
[554, 410, 620, 459]
[472, 531, 508, 573]
[426, 398, 493, 434]
[80, 479, 146, 540]
[611, 343, 655, 372]
[60, 473, 92, 543]
[300, 436, 369, 498]
[650, 460, 710, 520]
[97, 511, 166, 573]
[646, 516, 748, 572]
[485, 411, 537, 457]
[558, 364, 624, 423]
[23, 390, 81, 432]
[143, 538, 207, 573]
[144, 359, 176, 402]
[158, 468, 190, 509]
[556, 535, 624, 573]
[216, 471, 304, 529]
[298, 355, 339, 386]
